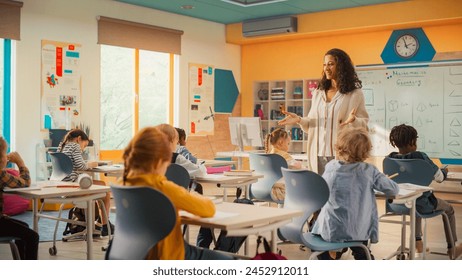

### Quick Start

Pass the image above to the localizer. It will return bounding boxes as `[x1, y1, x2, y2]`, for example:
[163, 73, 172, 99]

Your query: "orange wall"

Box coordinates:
[230, 0, 462, 117]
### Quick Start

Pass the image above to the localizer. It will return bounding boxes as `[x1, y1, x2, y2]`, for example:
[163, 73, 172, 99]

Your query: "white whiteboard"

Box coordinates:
[358, 64, 462, 160]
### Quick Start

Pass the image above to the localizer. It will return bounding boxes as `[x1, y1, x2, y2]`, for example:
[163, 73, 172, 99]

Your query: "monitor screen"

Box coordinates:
[228, 117, 264, 149]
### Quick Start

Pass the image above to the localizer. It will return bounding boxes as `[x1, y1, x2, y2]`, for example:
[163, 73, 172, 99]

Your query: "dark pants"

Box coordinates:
[0, 216, 39, 260]
[196, 227, 213, 248]
[184, 241, 235, 260]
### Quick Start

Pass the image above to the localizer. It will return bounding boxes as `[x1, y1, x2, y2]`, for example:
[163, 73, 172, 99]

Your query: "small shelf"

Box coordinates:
[253, 78, 319, 154]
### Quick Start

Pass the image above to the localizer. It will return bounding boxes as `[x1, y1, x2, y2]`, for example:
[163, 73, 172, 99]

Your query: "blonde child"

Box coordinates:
[121, 126, 234, 260]
[312, 127, 399, 260]
[58, 129, 113, 236]
[0, 137, 39, 259]
[264, 128, 302, 201]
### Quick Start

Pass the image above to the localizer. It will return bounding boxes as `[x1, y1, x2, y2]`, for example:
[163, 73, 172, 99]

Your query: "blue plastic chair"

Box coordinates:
[279, 168, 371, 260]
[106, 185, 176, 260]
[165, 163, 191, 190]
[248, 153, 288, 204]
[382, 157, 454, 259]
[49, 152, 74, 181]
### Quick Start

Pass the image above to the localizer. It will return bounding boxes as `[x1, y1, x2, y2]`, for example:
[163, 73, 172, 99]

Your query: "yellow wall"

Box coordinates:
[227, 0, 462, 117]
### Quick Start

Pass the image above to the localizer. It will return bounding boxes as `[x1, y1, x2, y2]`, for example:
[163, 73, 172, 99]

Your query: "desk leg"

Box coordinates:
[409, 199, 416, 260]
[86, 200, 94, 260]
[32, 198, 39, 232]
[271, 229, 277, 253]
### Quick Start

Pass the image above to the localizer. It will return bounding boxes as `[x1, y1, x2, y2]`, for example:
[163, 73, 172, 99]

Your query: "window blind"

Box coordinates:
[0, 0, 22, 40]
[97, 16, 183, 54]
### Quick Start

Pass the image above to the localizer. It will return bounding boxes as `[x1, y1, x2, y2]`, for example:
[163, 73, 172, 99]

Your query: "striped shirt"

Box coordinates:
[58, 142, 91, 182]
[317, 91, 344, 157]
[0, 166, 31, 215]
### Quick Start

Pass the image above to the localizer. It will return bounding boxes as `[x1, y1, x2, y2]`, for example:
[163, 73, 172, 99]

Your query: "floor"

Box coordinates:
[1, 180, 462, 261]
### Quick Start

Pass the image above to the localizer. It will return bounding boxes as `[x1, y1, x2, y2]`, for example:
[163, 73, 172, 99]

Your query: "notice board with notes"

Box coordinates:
[357, 63, 462, 164]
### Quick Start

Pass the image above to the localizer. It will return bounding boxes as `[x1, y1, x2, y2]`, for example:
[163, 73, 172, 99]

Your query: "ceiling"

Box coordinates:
[114, 0, 405, 24]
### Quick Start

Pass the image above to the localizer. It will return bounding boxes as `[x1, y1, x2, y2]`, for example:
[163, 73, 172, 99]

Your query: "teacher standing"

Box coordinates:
[279, 48, 369, 174]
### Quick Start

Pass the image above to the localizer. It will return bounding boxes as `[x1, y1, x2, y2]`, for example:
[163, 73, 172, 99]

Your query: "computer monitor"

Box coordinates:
[228, 117, 264, 151]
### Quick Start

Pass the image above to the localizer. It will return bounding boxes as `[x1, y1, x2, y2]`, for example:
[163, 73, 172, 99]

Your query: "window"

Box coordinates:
[0, 39, 4, 134]
[100, 45, 172, 150]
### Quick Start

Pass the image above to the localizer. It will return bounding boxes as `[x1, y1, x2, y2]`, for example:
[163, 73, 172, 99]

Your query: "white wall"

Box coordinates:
[16, 0, 241, 179]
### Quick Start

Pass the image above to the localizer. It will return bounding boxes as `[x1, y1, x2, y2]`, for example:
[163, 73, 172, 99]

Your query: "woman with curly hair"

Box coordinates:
[278, 48, 369, 175]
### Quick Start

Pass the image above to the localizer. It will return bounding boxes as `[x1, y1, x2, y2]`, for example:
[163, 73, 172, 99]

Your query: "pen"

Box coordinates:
[387, 173, 399, 179]
[441, 165, 448, 169]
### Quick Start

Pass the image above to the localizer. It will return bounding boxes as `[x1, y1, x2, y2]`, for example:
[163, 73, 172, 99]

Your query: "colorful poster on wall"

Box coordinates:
[189, 63, 214, 135]
[41, 40, 82, 130]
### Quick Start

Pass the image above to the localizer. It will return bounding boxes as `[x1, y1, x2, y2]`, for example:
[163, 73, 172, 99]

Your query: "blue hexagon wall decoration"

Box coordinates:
[214, 69, 239, 113]
[381, 28, 436, 64]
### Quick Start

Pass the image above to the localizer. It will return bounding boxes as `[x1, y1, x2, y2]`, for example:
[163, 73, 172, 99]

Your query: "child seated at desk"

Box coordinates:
[0, 137, 39, 260]
[388, 124, 462, 259]
[264, 128, 302, 201]
[58, 129, 114, 236]
[312, 127, 399, 260]
[156, 124, 206, 179]
[175, 127, 198, 164]
[121, 126, 234, 260]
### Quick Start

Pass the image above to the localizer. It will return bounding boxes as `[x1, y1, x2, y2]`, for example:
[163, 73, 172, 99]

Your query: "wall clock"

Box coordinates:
[381, 28, 435, 63]
[394, 33, 419, 58]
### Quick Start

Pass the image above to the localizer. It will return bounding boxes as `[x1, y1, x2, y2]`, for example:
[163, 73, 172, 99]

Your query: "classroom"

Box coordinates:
[1, 0, 462, 270]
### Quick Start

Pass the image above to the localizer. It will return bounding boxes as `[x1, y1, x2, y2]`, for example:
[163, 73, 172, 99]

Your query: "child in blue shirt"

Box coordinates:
[388, 124, 462, 259]
[312, 127, 399, 260]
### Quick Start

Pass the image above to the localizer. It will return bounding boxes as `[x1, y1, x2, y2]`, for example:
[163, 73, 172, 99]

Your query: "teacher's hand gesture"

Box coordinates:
[340, 108, 357, 127]
[278, 111, 301, 126]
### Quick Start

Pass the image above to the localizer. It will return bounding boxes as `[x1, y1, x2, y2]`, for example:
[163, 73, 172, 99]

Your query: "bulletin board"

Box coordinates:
[41, 40, 82, 130]
[188, 63, 214, 135]
[358, 63, 462, 164]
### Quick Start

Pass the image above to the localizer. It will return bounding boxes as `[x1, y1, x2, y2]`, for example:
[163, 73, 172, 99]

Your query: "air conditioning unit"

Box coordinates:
[242, 15, 297, 37]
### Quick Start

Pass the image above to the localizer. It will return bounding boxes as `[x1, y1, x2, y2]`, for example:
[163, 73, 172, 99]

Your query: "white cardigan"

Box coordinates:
[299, 88, 369, 173]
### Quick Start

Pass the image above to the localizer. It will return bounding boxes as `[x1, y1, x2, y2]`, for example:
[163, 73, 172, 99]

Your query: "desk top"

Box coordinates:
[7, 183, 110, 199]
[195, 173, 263, 185]
[181, 202, 302, 231]
[447, 172, 462, 182]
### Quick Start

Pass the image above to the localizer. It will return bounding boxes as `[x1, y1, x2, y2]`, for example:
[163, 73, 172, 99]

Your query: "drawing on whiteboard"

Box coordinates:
[416, 103, 427, 112]
[450, 118, 461, 126]
[449, 89, 462, 97]
[450, 129, 460, 137]
[449, 150, 461, 156]
[363, 88, 374, 106]
[448, 140, 460, 146]
[388, 100, 399, 112]
[415, 117, 423, 127]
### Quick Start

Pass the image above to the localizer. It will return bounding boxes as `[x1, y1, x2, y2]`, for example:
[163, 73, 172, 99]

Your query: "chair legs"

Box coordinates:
[8, 239, 21, 260]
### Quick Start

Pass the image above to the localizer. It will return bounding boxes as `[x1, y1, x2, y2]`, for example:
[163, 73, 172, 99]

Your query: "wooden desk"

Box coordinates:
[195, 173, 263, 201]
[181, 202, 302, 255]
[8, 182, 111, 260]
[447, 172, 462, 183]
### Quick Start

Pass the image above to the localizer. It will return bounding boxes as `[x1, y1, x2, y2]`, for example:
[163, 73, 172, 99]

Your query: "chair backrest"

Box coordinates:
[49, 152, 74, 181]
[165, 163, 191, 190]
[382, 157, 434, 186]
[279, 168, 330, 244]
[106, 185, 176, 260]
[248, 153, 288, 203]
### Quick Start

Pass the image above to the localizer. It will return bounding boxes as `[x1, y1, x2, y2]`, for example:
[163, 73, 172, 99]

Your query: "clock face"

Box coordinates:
[394, 34, 419, 58]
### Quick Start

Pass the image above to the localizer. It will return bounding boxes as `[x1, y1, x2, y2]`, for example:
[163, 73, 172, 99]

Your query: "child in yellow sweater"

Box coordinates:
[121, 127, 234, 260]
